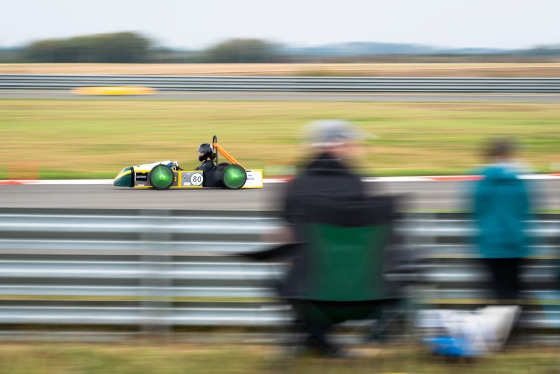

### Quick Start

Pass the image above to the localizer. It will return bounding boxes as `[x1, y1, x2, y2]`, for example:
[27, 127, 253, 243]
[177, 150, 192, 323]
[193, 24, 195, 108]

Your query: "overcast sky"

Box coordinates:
[3, 0, 560, 49]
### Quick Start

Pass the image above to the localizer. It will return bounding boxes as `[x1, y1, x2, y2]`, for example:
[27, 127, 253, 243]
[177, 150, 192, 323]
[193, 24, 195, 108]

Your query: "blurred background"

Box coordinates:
[0, 0, 559, 372]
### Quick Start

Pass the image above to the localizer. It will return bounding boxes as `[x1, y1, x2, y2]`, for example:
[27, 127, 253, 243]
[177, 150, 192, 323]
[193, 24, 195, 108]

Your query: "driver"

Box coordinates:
[196, 143, 217, 171]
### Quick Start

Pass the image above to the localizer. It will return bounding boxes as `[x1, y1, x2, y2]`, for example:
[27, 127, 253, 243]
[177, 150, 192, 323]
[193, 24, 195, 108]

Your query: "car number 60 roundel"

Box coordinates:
[190, 173, 203, 186]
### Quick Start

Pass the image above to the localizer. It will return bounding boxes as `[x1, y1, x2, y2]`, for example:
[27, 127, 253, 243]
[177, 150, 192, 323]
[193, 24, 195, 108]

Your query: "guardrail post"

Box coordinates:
[140, 209, 172, 339]
[417, 212, 439, 307]
[400, 211, 421, 343]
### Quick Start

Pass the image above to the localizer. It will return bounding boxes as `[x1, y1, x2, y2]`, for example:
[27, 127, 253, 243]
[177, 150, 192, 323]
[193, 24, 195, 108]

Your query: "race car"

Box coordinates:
[113, 136, 263, 190]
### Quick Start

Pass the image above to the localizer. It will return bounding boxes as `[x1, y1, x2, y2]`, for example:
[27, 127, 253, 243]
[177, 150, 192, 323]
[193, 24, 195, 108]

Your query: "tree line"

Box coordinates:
[17, 32, 281, 63]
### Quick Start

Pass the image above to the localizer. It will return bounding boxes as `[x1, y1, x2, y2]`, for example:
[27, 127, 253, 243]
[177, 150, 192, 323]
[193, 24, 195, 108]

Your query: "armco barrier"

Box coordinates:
[1, 75, 560, 93]
[0, 208, 558, 338]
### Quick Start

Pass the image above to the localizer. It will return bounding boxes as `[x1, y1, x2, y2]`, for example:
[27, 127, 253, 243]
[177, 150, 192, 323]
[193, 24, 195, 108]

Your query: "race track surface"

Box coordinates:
[1, 180, 558, 211]
[2, 91, 560, 102]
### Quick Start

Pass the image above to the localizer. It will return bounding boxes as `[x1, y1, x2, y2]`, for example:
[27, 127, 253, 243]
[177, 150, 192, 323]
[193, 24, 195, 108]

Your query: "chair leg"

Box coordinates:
[365, 311, 406, 343]
[289, 302, 343, 357]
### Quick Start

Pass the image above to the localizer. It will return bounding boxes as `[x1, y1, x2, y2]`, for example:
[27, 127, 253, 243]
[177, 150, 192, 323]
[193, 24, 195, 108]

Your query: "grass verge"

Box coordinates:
[1, 99, 559, 178]
[0, 343, 556, 374]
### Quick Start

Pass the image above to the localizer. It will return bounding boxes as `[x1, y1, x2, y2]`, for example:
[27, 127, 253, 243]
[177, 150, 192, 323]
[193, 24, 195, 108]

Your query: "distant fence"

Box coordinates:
[1, 75, 560, 93]
[0, 208, 558, 341]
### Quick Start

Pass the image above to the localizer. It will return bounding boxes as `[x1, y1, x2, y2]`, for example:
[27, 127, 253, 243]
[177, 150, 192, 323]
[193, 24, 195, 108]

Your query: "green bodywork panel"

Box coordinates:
[113, 167, 132, 187]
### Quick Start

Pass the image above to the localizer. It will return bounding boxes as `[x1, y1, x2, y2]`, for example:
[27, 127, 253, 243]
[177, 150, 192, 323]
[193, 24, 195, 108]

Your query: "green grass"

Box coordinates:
[1, 99, 559, 179]
[0, 343, 556, 374]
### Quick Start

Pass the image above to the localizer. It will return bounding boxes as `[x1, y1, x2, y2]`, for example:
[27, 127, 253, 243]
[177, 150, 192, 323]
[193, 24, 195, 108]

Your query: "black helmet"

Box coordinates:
[197, 143, 214, 162]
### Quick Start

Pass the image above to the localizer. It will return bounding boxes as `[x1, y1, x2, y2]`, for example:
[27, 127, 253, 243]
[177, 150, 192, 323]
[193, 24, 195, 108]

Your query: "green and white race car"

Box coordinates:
[113, 136, 263, 190]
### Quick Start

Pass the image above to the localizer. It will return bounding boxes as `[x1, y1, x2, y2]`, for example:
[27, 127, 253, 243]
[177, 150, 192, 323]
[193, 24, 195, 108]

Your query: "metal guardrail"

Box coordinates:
[0, 209, 558, 335]
[1, 74, 560, 93]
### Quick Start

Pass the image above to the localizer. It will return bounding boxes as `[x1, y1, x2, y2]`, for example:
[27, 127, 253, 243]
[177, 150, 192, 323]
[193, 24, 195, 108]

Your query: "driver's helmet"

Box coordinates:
[197, 143, 214, 162]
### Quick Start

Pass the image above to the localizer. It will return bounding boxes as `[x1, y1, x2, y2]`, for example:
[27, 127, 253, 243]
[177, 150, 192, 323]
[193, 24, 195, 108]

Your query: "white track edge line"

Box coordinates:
[1, 175, 560, 185]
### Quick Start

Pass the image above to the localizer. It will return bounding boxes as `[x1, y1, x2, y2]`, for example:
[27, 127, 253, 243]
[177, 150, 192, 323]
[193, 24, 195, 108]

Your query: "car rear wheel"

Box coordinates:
[222, 164, 247, 189]
[149, 164, 174, 190]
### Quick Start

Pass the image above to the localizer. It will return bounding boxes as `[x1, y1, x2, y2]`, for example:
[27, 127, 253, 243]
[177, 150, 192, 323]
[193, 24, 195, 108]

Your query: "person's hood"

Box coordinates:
[305, 152, 349, 174]
[482, 163, 523, 181]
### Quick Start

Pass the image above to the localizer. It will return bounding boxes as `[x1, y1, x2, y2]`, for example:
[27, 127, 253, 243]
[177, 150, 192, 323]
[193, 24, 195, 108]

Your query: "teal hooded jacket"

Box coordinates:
[472, 164, 531, 259]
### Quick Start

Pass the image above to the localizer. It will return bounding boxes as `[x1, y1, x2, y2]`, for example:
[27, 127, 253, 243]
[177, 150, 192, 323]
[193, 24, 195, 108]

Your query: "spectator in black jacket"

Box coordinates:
[281, 120, 376, 357]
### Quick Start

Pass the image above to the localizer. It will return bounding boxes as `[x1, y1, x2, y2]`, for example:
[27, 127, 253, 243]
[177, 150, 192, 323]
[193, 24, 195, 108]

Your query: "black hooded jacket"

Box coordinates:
[275, 153, 367, 298]
[283, 152, 366, 227]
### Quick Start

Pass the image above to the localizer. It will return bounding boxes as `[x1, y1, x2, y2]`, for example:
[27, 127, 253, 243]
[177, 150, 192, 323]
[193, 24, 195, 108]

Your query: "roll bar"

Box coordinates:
[212, 135, 246, 170]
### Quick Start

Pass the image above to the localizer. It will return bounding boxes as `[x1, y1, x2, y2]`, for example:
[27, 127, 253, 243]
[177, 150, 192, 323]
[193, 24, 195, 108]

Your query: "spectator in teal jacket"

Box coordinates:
[471, 137, 533, 302]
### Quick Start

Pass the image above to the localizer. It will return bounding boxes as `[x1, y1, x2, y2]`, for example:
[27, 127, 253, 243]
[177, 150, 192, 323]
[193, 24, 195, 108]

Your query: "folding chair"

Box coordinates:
[277, 196, 406, 356]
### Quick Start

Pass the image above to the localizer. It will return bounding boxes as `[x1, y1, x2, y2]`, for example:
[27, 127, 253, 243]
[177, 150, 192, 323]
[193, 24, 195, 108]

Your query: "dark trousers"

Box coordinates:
[288, 299, 399, 354]
[485, 257, 523, 301]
